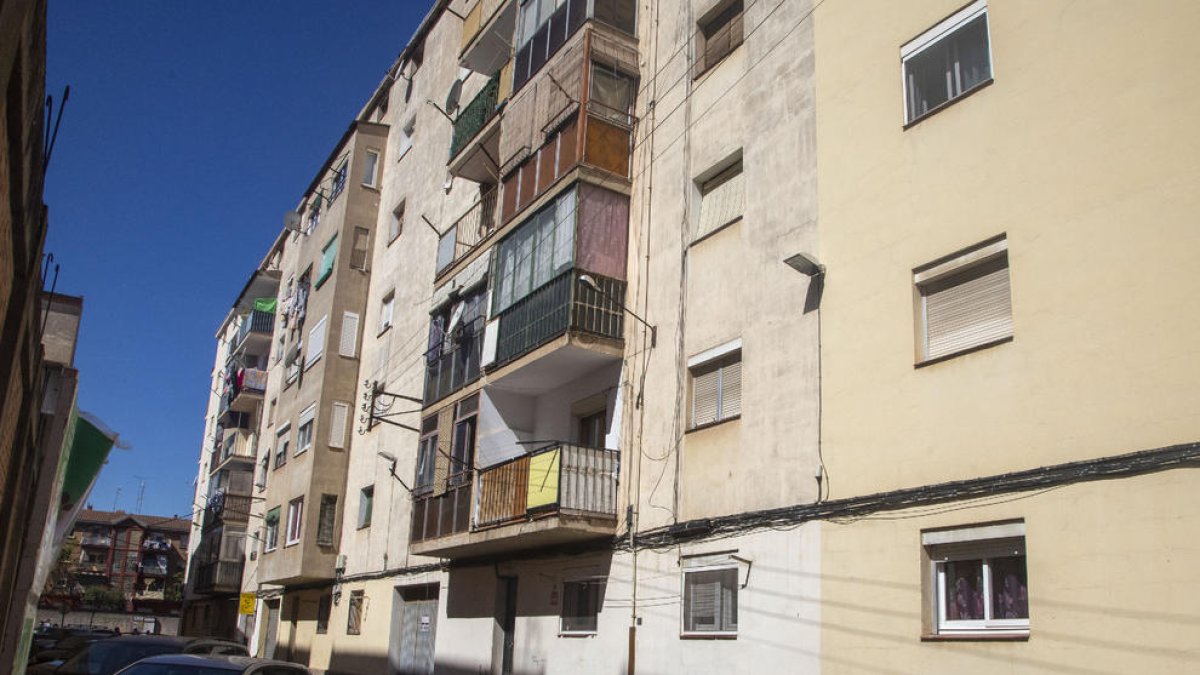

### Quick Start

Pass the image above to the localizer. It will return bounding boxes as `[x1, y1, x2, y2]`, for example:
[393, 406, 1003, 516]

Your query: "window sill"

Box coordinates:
[680, 632, 737, 640]
[686, 414, 741, 435]
[377, 324, 392, 338]
[690, 216, 743, 249]
[387, 233, 401, 247]
[915, 335, 1012, 369]
[903, 79, 994, 130]
[284, 541, 300, 548]
[356, 524, 371, 531]
[921, 631, 1029, 642]
[361, 182, 380, 192]
[304, 356, 322, 371]
[558, 631, 597, 638]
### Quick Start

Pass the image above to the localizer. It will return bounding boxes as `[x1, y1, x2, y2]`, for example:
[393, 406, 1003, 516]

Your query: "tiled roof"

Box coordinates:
[75, 508, 191, 532]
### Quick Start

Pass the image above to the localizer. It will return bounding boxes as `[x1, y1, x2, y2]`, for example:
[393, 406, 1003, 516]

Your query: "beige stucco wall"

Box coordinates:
[821, 470, 1200, 673]
[814, 0, 1200, 497]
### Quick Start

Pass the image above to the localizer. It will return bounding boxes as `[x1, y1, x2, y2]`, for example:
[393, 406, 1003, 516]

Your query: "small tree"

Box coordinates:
[82, 586, 125, 611]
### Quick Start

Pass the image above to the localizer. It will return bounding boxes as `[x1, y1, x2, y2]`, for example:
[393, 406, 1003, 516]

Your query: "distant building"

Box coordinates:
[43, 509, 191, 617]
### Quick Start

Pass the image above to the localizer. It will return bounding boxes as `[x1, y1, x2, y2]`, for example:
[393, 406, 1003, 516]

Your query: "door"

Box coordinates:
[262, 599, 280, 659]
[390, 584, 440, 675]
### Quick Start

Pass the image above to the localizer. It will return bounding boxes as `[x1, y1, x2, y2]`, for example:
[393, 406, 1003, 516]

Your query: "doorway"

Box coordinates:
[390, 584, 440, 675]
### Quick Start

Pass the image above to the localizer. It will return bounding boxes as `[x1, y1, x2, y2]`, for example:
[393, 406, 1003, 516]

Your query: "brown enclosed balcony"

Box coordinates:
[202, 491, 253, 530]
[410, 443, 618, 558]
[211, 428, 257, 474]
[193, 560, 244, 595]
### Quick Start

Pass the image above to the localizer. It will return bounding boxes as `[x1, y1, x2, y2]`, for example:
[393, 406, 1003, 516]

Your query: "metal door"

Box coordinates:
[390, 585, 439, 675]
[262, 599, 280, 659]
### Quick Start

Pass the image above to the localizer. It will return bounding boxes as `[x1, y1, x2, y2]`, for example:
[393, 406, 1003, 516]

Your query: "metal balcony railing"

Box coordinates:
[235, 309, 275, 350]
[475, 443, 618, 528]
[436, 188, 500, 276]
[203, 493, 254, 530]
[140, 562, 169, 577]
[142, 538, 171, 552]
[450, 72, 502, 159]
[80, 534, 112, 547]
[494, 269, 625, 366]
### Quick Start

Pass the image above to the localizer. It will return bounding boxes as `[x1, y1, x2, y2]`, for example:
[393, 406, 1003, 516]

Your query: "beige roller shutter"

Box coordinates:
[720, 359, 742, 419]
[329, 402, 349, 449]
[697, 166, 744, 239]
[691, 367, 720, 427]
[339, 311, 360, 358]
[922, 256, 1012, 360]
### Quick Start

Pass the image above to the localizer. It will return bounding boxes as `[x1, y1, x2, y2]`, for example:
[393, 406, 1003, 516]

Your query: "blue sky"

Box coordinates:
[45, 2, 425, 518]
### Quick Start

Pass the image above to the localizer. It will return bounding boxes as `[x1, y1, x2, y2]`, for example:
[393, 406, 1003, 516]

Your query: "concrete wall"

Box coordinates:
[36, 609, 180, 636]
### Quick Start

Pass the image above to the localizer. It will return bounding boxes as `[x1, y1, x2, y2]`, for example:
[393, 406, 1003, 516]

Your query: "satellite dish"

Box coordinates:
[445, 79, 464, 115]
[284, 210, 302, 232]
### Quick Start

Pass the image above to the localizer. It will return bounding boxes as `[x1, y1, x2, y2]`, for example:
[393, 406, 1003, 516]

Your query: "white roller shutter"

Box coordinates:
[691, 367, 720, 427]
[329, 402, 349, 449]
[339, 311, 360, 358]
[306, 316, 327, 368]
[922, 256, 1011, 360]
[696, 166, 744, 239]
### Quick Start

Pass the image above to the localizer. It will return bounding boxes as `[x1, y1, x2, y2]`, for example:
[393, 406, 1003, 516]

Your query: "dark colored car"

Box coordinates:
[29, 630, 117, 667]
[114, 654, 309, 675]
[34, 635, 248, 675]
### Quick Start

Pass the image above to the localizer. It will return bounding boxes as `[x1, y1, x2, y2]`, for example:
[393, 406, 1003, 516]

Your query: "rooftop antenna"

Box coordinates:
[133, 476, 148, 513]
[112, 486, 122, 511]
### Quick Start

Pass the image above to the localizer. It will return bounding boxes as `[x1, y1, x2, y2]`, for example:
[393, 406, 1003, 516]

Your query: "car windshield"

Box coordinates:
[58, 642, 181, 675]
[118, 664, 239, 675]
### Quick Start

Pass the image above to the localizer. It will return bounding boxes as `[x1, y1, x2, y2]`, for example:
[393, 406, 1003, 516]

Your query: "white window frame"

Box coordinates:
[398, 117, 416, 158]
[924, 521, 1029, 637]
[264, 507, 280, 552]
[296, 404, 316, 456]
[362, 150, 381, 188]
[900, 0, 992, 125]
[914, 236, 1011, 363]
[389, 201, 405, 244]
[681, 563, 738, 637]
[285, 497, 304, 546]
[273, 424, 291, 470]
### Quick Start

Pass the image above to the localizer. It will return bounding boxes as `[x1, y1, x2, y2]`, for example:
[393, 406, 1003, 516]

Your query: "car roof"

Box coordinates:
[127, 653, 306, 670]
[102, 635, 243, 646]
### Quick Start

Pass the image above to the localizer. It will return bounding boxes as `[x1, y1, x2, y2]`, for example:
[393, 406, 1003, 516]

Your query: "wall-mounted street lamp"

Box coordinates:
[783, 252, 825, 277]
[579, 274, 657, 348]
[377, 451, 413, 493]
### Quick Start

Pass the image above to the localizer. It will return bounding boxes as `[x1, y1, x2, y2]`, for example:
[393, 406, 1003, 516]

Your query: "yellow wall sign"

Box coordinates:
[238, 593, 256, 615]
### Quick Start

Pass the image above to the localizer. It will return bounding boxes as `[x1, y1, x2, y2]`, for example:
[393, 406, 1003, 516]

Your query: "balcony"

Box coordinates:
[493, 268, 624, 367]
[203, 492, 254, 530]
[134, 589, 166, 601]
[75, 562, 109, 576]
[142, 537, 171, 552]
[449, 71, 507, 184]
[234, 309, 275, 354]
[140, 562, 169, 577]
[461, 0, 517, 75]
[410, 483, 472, 544]
[436, 188, 499, 277]
[80, 534, 112, 548]
[193, 560, 244, 595]
[227, 367, 267, 414]
[424, 309, 486, 407]
[410, 444, 618, 558]
[212, 429, 257, 473]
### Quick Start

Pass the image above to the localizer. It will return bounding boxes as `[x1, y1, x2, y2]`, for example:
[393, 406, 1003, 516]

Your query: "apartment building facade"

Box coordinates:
[191, 1, 1200, 673]
[812, 1, 1200, 673]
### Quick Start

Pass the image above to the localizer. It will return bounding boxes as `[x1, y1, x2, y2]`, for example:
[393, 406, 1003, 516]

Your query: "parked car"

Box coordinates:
[29, 630, 117, 668]
[33, 635, 248, 675]
[114, 654, 309, 675]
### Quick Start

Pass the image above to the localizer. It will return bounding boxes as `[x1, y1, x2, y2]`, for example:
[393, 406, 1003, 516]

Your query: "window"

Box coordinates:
[317, 235, 339, 288]
[491, 186, 577, 314]
[329, 401, 350, 449]
[330, 160, 348, 202]
[306, 315, 327, 369]
[296, 405, 316, 455]
[398, 117, 415, 158]
[316, 594, 332, 634]
[349, 227, 370, 271]
[695, 158, 743, 240]
[589, 62, 635, 126]
[264, 508, 280, 551]
[902, 0, 991, 124]
[448, 395, 478, 488]
[273, 425, 290, 469]
[346, 590, 364, 635]
[561, 580, 605, 635]
[389, 201, 405, 243]
[683, 567, 737, 635]
[415, 414, 438, 493]
[362, 150, 380, 188]
[688, 340, 742, 428]
[923, 521, 1028, 637]
[316, 494, 337, 547]
[358, 485, 374, 529]
[914, 236, 1011, 363]
[379, 292, 395, 333]
[578, 409, 606, 448]
[694, 0, 743, 77]
[256, 455, 268, 491]
[285, 497, 304, 546]
[306, 198, 321, 234]
[339, 311, 360, 358]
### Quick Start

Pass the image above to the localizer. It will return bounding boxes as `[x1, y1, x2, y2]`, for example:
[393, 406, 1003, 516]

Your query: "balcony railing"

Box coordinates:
[436, 189, 500, 276]
[475, 443, 618, 529]
[494, 269, 625, 366]
[226, 367, 267, 414]
[75, 562, 109, 575]
[410, 483, 472, 543]
[203, 493, 254, 529]
[194, 560, 244, 594]
[424, 316, 485, 406]
[235, 309, 275, 351]
[140, 562, 169, 577]
[80, 534, 112, 547]
[135, 589, 166, 600]
[450, 72, 502, 160]
[142, 538, 171, 552]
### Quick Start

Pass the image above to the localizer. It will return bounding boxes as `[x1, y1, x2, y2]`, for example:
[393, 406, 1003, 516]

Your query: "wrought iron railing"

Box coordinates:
[235, 309, 275, 350]
[424, 316, 485, 406]
[450, 72, 502, 159]
[494, 269, 625, 365]
[474, 443, 618, 528]
[436, 189, 500, 276]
